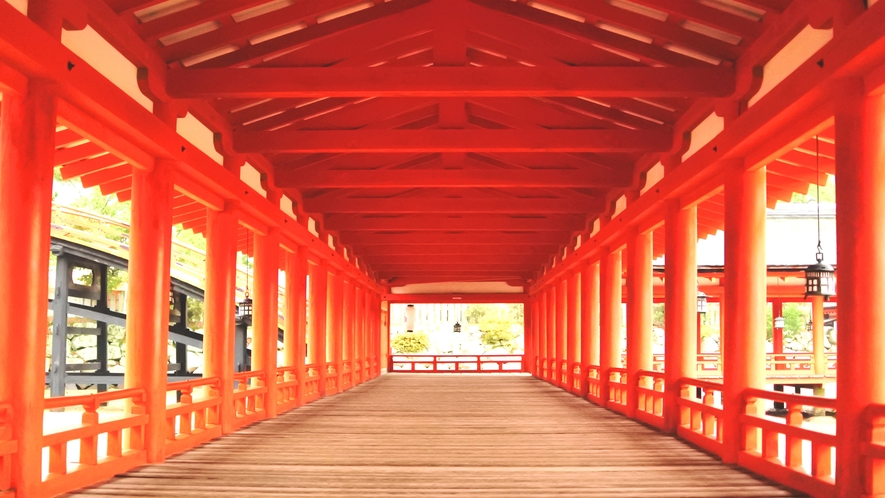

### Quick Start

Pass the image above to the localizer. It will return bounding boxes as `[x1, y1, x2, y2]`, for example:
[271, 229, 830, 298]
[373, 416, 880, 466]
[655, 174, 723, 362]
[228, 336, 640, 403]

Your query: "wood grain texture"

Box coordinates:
[66, 375, 805, 497]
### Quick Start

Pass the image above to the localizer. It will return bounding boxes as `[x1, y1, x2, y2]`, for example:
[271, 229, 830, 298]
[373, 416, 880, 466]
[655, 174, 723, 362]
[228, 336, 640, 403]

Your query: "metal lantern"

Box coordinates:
[774, 316, 785, 329]
[453, 321, 462, 333]
[696, 291, 708, 314]
[237, 292, 253, 319]
[169, 289, 182, 323]
[805, 253, 835, 299]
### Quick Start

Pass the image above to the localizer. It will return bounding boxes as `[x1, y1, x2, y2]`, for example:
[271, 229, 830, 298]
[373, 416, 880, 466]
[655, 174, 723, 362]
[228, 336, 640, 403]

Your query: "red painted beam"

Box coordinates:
[339, 232, 570, 245]
[364, 254, 548, 265]
[354, 244, 559, 256]
[375, 264, 532, 272]
[381, 293, 527, 303]
[166, 66, 734, 98]
[275, 168, 633, 189]
[302, 196, 605, 214]
[379, 271, 534, 279]
[236, 129, 672, 153]
[323, 215, 584, 232]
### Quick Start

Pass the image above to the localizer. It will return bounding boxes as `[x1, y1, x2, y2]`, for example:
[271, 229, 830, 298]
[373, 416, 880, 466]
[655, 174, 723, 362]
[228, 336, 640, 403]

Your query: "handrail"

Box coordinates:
[586, 365, 602, 405]
[40, 388, 148, 497]
[739, 389, 836, 497]
[390, 354, 523, 373]
[635, 370, 665, 429]
[164, 377, 223, 457]
[863, 404, 885, 496]
[676, 378, 723, 457]
[232, 371, 267, 429]
[0, 403, 17, 494]
[607, 367, 629, 413]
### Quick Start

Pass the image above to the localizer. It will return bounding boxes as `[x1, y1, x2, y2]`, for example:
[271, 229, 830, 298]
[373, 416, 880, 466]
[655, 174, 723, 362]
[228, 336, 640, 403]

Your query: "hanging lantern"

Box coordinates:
[696, 291, 708, 314]
[169, 289, 182, 323]
[453, 321, 461, 333]
[238, 231, 254, 319]
[804, 136, 836, 300]
[404, 304, 416, 332]
[774, 316, 785, 329]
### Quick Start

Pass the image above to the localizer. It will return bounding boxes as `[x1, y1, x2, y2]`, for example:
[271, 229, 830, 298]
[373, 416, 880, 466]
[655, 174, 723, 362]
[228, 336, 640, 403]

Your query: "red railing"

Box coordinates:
[863, 404, 885, 497]
[676, 378, 724, 456]
[40, 388, 148, 497]
[569, 362, 582, 394]
[0, 404, 16, 495]
[390, 355, 523, 373]
[586, 365, 602, 405]
[739, 389, 836, 498]
[164, 377, 223, 457]
[232, 371, 267, 430]
[540, 358, 548, 379]
[341, 362, 352, 390]
[607, 368, 629, 414]
[635, 370, 665, 430]
[276, 365, 300, 412]
[303, 364, 321, 403]
[325, 365, 338, 394]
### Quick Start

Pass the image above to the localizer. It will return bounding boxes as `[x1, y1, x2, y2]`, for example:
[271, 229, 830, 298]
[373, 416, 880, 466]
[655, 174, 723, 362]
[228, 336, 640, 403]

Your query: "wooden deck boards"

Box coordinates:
[66, 375, 805, 497]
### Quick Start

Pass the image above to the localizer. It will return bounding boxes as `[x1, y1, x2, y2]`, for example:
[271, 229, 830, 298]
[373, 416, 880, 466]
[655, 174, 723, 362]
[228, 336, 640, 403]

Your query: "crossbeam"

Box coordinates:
[236, 129, 672, 153]
[166, 67, 734, 98]
[302, 196, 605, 214]
[323, 215, 584, 232]
[276, 168, 632, 188]
[339, 232, 570, 245]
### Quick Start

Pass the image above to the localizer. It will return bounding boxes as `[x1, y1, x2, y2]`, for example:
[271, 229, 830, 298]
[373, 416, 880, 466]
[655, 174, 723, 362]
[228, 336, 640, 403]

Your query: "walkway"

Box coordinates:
[66, 375, 804, 497]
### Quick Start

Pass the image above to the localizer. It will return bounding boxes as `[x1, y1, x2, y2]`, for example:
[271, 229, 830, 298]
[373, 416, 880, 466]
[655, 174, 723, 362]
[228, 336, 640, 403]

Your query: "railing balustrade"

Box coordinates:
[276, 366, 301, 412]
[570, 362, 583, 394]
[739, 389, 836, 498]
[586, 365, 602, 405]
[863, 404, 885, 497]
[607, 368, 629, 414]
[232, 371, 267, 430]
[164, 377, 222, 457]
[0, 404, 14, 495]
[390, 354, 523, 373]
[635, 370, 665, 430]
[303, 364, 321, 403]
[676, 378, 724, 456]
[40, 388, 148, 497]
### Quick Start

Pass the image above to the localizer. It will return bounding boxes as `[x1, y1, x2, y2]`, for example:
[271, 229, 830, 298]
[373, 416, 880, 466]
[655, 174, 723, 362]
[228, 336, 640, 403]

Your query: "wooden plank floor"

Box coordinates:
[67, 375, 805, 497]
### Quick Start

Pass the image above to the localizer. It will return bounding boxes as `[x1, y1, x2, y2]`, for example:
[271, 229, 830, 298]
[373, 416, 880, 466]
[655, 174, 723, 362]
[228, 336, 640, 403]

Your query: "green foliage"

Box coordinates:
[72, 187, 131, 223]
[187, 299, 205, 331]
[652, 303, 665, 329]
[791, 177, 835, 203]
[479, 318, 516, 351]
[767, 302, 811, 342]
[391, 331, 430, 354]
[465, 303, 523, 324]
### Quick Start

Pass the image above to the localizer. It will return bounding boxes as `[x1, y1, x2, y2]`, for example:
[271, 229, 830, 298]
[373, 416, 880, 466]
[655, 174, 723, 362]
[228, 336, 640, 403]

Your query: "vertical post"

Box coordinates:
[546, 286, 556, 383]
[284, 248, 308, 405]
[581, 263, 600, 396]
[0, 78, 57, 495]
[835, 85, 885, 498]
[204, 207, 237, 433]
[556, 278, 568, 388]
[352, 285, 362, 383]
[49, 251, 70, 398]
[373, 294, 382, 377]
[341, 277, 353, 388]
[722, 158, 766, 463]
[664, 201, 698, 433]
[567, 272, 580, 392]
[309, 262, 328, 396]
[626, 229, 653, 418]
[252, 229, 279, 417]
[327, 272, 343, 393]
[530, 298, 541, 376]
[810, 296, 826, 375]
[538, 292, 548, 379]
[600, 249, 623, 406]
[523, 297, 533, 373]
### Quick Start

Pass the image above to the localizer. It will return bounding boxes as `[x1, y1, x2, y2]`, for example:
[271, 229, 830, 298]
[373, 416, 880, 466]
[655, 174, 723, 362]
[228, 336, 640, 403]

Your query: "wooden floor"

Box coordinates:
[68, 375, 805, 497]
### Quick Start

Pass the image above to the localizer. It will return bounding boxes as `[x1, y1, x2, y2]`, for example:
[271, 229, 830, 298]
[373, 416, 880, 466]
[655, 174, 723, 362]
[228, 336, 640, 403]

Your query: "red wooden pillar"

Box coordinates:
[626, 229, 653, 418]
[556, 278, 568, 388]
[530, 297, 540, 376]
[567, 272, 580, 391]
[664, 201, 698, 433]
[538, 292, 548, 379]
[0, 79, 57, 494]
[309, 262, 328, 396]
[771, 300, 784, 358]
[341, 277, 353, 389]
[600, 249, 623, 406]
[834, 85, 885, 498]
[363, 291, 372, 379]
[580, 263, 600, 396]
[284, 247, 308, 406]
[373, 294, 382, 377]
[354, 286, 364, 384]
[329, 272, 344, 393]
[722, 159, 767, 463]
[810, 296, 826, 375]
[546, 286, 556, 383]
[253, 229, 280, 417]
[204, 207, 237, 433]
[523, 297, 534, 373]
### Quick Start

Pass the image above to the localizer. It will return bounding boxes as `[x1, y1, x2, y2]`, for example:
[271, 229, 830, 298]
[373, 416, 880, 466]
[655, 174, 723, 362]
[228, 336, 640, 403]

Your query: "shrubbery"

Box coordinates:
[391, 331, 430, 354]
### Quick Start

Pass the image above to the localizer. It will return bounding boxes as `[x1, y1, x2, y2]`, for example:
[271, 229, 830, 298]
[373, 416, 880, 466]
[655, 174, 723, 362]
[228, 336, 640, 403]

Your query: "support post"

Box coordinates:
[546, 285, 556, 383]
[49, 252, 71, 398]
[204, 207, 237, 433]
[567, 272, 580, 392]
[557, 278, 568, 388]
[0, 79, 57, 496]
[309, 262, 328, 396]
[284, 248, 308, 405]
[664, 201, 698, 433]
[810, 296, 826, 375]
[580, 263, 600, 397]
[252, 229, 279, 417]
[626, 229, 653, 419]
[834, 85, 885, 498]
[722, 159, 766, 464]
[600, 249, 623, 406]
[330, 273, 344, 392]
[341, 277, 353, 389]
[538, 291, 548, 379]
[352, 285, 362, 384]
[523, 297, 534, 373]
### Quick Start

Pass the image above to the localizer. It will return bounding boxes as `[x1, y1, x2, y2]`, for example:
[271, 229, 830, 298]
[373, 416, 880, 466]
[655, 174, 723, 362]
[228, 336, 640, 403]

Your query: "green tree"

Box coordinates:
[391, 332, 430, 354]
[479, 317, 516, 351]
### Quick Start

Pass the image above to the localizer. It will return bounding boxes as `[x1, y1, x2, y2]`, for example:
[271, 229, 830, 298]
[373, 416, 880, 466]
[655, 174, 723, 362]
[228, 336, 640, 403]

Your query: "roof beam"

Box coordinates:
[276, 168, 633, 189]
[366, 254, 548, 265]
[355, 244, 559, 256]
[339, 232, 571, 245]
[323, 215, 584, 232]
[167, 66, 734, 98]
[235, 129, 672, 154]
[302, 196, 605, 214]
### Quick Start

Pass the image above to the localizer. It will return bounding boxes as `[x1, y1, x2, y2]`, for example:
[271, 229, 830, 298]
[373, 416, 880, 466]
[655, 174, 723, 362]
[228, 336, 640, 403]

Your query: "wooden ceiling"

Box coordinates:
[53, 0, 833, 287]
